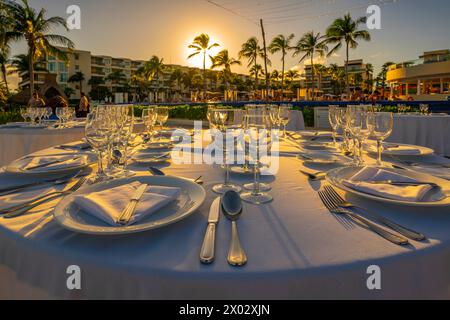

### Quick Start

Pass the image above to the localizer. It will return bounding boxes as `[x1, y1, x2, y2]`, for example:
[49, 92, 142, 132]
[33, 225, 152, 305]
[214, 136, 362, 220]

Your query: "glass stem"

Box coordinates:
[377, 139, 382, 166]
[97, 150, 104, 175]
[332, 131, 337, 147]
[252, 163, 260, 196]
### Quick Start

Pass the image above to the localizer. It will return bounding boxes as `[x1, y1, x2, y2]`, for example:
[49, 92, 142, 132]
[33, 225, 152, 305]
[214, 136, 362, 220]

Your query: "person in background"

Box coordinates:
[28, 92, 45, 108]
[77, 92, 89, 118]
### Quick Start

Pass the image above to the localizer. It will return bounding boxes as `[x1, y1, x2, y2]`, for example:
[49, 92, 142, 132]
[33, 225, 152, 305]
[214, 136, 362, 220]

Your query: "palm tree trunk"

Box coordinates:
[281, 53, 285, 101]
[79, 80, 83, 95]
[254, 60, 258, 91]
[310, 55, 315, 101]
[345, 41, 350, 96]
[1, 63, 9, 95]
[260, 19, 270, 101]
[28, 47, 35, 96]
[203, 51, 207, 99]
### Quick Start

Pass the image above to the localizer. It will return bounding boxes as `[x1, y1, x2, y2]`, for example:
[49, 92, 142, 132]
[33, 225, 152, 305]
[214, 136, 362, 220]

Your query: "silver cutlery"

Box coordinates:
[2, 177, 88, 218]
[299, 169, 327, 181]
[148, 167, 203, 185]
[200, 197, 221, 264]
[117, 184, 148, 225]
[25, 156, 82, 171]
[0, 172, 83, 196]
[361, 180, 440, 188]
[222, 190, 247, 266]
[318, 187, 409, 246]
[323, 185, 426, 241]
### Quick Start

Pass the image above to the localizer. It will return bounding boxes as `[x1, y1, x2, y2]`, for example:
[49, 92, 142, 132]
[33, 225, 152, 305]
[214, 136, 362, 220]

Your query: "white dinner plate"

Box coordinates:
[298, 131, 333, 138]
[326, 166, 450, 207]
[53, 176, 206, 235]
[365, 141, 434, 157]
[132, 151, 171, 164]
[298, 152, 347, 165]
[5, 153, 96, 176]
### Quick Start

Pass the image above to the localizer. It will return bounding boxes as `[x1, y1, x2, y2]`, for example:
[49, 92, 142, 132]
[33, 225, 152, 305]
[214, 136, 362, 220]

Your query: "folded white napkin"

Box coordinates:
[74, 182, 181, 226]
[0, 184, 65, 211]
[342, 167, 434, 202]
[21, 155, 87, 171]
[299, 131, 332, 138]
[59, 140, 91, 150]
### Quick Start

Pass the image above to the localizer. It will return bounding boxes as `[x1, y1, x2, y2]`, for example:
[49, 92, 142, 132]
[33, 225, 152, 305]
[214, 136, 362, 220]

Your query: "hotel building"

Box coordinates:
[303, 59, 372, 96]
[18, 48, 251, 102]
[386, 50, 450, 101]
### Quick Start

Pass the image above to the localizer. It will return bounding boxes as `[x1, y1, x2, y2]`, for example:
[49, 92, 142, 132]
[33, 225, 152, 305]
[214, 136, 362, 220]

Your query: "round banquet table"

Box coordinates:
[0, 126, 85, 167]
[0, 122, 147, 167]
[1, 133, 450, 299]
[387, 114, 450, 157]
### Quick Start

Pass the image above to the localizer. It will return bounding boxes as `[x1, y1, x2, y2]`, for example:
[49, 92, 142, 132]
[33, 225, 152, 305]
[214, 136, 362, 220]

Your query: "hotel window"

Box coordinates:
[48, 55, 56, 61]
[58, 62, 67, 73]
[75, 54, 79, 60]
[59, 73, 68, 83]
[48, 62, 57, 73]
[75, 65, 80, 70]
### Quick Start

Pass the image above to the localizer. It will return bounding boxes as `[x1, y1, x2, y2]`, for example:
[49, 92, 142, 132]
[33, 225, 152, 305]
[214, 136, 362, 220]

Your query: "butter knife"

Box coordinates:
[200, 197, 221, 264]
[117, 184, 148, 225]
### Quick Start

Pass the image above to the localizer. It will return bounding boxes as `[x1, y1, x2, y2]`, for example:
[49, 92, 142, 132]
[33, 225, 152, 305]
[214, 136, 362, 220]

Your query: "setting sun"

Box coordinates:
[184, 33, 222, 69]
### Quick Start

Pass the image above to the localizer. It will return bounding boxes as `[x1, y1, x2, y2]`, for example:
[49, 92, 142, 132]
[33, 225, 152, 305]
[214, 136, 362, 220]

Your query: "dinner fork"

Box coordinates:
[318, 188, 409, 246]
[299, 169, 327, 181]
[2, 177, 87, 218]
[323, 185, 426, 241]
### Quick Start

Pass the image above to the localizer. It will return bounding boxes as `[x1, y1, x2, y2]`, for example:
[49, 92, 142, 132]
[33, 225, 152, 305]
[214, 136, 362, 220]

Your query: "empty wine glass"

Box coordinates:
[367, 112, 394, 166]
[19, 108, 29, 122]
[241, 113, 273, 204]
[211, 108, 242, 194]
[85, 110, 113, 183]
[142, 107, 157, 143]
[336, 107, 350, 153]
[278, 105, 291, 137]
[328, 105, 340, 147]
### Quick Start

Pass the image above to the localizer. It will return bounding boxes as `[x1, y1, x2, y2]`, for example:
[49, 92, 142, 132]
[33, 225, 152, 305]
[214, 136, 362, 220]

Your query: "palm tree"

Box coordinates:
[64, 87, 75, 98]
[284, 69, 300, 90]
[138, 56, 166, 102]
[210, 50, 241, 89]
[326, 13, 371, 95]
[270, 70, 280, 89]
[68, 71, 85, 96]
[364, 63, 374, 92]
[249, 64, 264, 88]
[314, 64, 328, 94]
[293, 31, 328, 101]
[0, 8, 14, 94]
[8, 53, 47, 74]
[269, 34, 295, 98]
[4, 0, 75, 96]
[377, 61, 394, 97]
[239, 37, 266, 89]
[0, 49, 9, 94]
[170, 68, 184, 93]
[187, 34, 219, 96]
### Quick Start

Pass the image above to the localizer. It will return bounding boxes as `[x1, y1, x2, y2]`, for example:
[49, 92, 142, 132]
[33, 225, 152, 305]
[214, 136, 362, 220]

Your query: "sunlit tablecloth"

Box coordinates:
[1, 134, 450, 299]
[387, 114, 450, 157]
[0, 126, 85, 167]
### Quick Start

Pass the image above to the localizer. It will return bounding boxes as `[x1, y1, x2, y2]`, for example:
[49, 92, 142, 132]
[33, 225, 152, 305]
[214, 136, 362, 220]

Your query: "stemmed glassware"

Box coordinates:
[367, 112, 394, 166]
[155, 106, 169, 139]
[278, 105, 291, 137]
[420, 104, 430, 115]
[85, 108, 113, 183]
[348, 109, 370, 166]
[336, 107, 351, 153]
[108, 105, 135, 178]
[19, 108, 29, 123]
[328, 105, 340, 147]
[142, 107, 157, 143]
[241, 112, 273, 204]
[211, 108, 242, 194]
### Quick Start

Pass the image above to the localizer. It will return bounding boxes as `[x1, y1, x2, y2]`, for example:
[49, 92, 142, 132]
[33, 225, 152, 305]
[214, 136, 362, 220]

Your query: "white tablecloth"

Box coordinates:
[1, 134, 450, 299]
[387, 114, 450, 157]
[234, 110, 305, 131]
[0, 126, 85, 167]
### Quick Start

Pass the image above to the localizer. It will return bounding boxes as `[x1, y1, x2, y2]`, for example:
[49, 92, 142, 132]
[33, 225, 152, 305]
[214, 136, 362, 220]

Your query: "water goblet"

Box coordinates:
[367, 112, 394, 166]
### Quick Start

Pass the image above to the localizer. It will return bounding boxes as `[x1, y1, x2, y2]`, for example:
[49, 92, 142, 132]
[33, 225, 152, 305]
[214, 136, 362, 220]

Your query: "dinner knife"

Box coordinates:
[200, 197, 221, 264]
[117, 184, 148, 225]
[25, 156, 82, 171]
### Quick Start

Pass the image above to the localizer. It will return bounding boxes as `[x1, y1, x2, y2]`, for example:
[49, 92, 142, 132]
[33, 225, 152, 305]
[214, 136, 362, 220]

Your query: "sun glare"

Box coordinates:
[185, 33, 222, 69]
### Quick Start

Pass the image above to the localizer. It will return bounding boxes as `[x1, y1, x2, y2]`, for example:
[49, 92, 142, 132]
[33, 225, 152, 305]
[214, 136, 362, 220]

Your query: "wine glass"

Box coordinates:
[278, 105, 292, 137]
[109, 105, 135, 178]
[240, 113, 273, 204]
[85, 110, 113, 183]
[19, 108, 29, 123]
[336, 107, 350, 153]
[328, 105, 340, 147]
[349, 109, 370, 166]
[420, 104, 430, 115]
[367, 112, 394, 166]
[211, 108, 242, 194]
[56, 107, 65, 128]
[142, 107, 157, 143]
